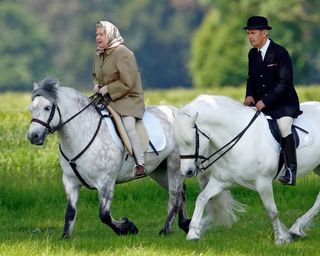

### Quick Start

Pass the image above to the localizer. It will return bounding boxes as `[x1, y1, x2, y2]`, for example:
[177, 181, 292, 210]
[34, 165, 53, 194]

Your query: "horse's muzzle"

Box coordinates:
[27, 130, 47, 145]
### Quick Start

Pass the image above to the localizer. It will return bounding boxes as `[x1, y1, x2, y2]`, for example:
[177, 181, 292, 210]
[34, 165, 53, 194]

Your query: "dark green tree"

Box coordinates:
[0, 1, 52, 90]
[190, 0, 320, 88]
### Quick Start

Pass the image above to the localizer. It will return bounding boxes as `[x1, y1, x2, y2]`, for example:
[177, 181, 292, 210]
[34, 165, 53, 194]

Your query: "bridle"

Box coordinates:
[30, 103, 62, 134]
[180, 123, 210, 172]
[180, 111, 260, 176]
[30, 94, 100, 134]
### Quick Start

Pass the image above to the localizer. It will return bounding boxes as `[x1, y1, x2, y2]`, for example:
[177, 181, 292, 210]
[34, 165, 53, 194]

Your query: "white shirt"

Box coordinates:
[259, 39, 270, 61]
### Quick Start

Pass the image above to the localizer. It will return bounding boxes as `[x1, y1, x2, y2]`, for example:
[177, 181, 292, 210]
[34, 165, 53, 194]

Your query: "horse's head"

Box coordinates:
[174, 111, 211, 178]
[27, 78, 61, 145]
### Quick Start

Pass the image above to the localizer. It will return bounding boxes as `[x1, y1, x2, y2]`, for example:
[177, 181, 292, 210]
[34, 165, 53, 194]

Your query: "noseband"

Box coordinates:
[180, 123, 210, 174]
[30, 103, 61, 134]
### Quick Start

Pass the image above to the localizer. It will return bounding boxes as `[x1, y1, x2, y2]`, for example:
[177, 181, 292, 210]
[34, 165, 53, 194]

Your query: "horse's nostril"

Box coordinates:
[33, 133, 39, 139]
[186, 169, 194, 177]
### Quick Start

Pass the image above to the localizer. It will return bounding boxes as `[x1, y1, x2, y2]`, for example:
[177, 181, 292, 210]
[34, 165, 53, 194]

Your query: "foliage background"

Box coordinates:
[0, 0, 319, 91]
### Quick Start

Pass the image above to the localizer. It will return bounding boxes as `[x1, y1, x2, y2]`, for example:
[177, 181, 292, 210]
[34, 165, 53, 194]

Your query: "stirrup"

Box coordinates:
[279, 169, 296, 186]
[134, 164, 146, 179]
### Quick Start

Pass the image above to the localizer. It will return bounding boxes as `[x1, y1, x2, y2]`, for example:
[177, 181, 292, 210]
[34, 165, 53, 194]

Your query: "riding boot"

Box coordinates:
[279, 133, 297, 186]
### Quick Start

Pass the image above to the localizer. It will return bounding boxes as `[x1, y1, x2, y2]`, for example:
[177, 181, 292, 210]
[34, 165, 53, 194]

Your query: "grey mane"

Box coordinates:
[32, 78, 60, 104]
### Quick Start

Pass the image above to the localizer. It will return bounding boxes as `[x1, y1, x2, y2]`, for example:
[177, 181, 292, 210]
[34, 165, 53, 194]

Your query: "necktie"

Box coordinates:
[258, 50, 263, 62]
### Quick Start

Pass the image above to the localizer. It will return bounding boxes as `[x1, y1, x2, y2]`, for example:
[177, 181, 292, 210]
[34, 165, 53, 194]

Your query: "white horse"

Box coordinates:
[27, 78, 190, 238]
[173, 94, 320, 244]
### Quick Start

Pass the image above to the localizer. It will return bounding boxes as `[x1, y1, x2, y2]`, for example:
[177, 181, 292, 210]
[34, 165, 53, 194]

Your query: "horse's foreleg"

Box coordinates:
[98, 184, 138, 235]
[289, 191, 320, 239]
[61, 180, 80, 239]
[256, 178, 292, 244]
[187, 178, 224, 240]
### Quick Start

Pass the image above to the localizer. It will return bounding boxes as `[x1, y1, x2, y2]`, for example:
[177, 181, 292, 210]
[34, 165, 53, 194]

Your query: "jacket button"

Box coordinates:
[264, 93, 268, 96]
[262, 84, 265, 87]
[260, 75, 263, 77]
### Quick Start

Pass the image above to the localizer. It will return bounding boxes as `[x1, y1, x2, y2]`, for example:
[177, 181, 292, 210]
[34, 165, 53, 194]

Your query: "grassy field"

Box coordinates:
[1, 86, 320, 255]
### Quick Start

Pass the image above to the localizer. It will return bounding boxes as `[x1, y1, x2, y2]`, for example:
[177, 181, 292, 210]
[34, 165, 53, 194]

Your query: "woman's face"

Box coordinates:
[96, 27, 107, 49]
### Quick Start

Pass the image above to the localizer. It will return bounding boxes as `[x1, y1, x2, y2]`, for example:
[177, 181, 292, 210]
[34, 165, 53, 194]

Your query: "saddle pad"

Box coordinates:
[100, 109, 166, 153]
[294, 115, 314, 148]
[263, 113, 314, 152]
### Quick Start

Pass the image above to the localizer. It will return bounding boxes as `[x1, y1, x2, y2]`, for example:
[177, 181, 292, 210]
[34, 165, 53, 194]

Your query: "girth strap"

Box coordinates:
[59, 114, 110, 190]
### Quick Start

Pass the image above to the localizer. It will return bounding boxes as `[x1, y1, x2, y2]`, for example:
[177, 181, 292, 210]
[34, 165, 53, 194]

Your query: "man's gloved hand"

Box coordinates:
[243, 96, 255, 106]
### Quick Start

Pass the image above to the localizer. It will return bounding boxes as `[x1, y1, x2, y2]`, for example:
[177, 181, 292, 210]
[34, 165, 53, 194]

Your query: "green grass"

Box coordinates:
[1, 87, 320, 255]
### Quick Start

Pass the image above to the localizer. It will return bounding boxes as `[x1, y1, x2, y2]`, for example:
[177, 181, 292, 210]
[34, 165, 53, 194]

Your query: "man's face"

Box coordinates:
[247, 29, 267, 49]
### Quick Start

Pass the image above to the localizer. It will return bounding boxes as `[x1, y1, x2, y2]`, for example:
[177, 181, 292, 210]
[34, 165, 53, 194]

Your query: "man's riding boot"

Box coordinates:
[279, 133, 297, 186]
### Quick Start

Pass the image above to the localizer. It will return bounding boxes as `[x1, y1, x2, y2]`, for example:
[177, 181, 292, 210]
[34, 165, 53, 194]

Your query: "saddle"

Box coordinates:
[106, 106, 149, 156]
[266, 116, 310, 178]
[267, 118, 300, 148]
[96, 105, 166, 156]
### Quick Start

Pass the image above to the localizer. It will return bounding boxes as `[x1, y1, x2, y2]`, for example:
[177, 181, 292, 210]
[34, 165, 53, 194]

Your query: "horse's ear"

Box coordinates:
[33, 82, 39, 90]
[191, 112, 199, 125]
[54, 79, 61, 88]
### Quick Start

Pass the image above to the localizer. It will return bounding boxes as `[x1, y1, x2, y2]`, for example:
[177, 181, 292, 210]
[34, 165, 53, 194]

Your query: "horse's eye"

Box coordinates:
[44, 106, 51, 111]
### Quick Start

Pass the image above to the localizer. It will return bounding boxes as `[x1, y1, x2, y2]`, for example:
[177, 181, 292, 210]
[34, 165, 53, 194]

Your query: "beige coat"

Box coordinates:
[92, 44, 145, 119]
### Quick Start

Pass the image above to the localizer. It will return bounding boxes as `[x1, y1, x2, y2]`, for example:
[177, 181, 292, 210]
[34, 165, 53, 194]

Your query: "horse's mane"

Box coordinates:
[182, 94, 246, 118]
[32, 78, 59, 104]
[176, 95, 254, 141]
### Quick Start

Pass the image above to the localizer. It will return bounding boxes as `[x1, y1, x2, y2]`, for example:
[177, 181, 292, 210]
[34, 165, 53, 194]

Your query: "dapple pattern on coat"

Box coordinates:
[27, 78, 190, 238]
[174, 94, 320, 244]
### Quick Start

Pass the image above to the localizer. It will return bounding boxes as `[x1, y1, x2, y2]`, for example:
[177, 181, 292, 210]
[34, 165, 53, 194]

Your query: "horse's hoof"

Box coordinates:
[275, 237, 292, 244]
[178, 219, 191, 234]
[159, 227, 172, 236]
[290, 232, 305, 240]
[187, 228, 200, 240]
[117, 218, 139, 235]
[60, 233, 72, 240]
[159, 228, 167, 236]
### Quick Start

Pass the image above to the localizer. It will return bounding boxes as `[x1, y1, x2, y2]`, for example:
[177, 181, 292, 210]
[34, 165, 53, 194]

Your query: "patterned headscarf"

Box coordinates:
[96, 21, 124, 55]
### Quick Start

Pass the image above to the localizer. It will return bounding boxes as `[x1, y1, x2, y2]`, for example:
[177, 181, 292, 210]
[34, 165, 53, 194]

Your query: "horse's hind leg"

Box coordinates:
[289, 191, 320, 239]
[256, 178, 292, 244]
[61, 178, 80, 239]
[98, 183, 138, 235]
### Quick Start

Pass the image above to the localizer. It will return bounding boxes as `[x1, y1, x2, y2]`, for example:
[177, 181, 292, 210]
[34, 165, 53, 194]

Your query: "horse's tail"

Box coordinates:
[200, 190, 246, 231]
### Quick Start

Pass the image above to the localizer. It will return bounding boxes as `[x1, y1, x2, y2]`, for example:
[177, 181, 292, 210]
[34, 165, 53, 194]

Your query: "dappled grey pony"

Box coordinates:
[174, 94, 320, 244]
[27, 78, 190, 238]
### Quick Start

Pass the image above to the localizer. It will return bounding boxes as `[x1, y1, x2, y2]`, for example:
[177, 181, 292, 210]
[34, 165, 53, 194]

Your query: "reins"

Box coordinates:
[30, 93, 108, 189]
[180, 111, 260, 175]
[50, 93, 101, 134]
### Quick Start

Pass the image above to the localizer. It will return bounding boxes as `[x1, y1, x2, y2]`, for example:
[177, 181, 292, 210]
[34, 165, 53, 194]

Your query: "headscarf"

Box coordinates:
[96, 21, 124, 55]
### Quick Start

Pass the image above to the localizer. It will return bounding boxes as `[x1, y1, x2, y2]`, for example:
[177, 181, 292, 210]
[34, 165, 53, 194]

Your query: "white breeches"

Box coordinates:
[276, 116, 293, 138]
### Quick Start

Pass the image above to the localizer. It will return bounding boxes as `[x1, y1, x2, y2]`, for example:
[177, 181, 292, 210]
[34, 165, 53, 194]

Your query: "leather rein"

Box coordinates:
[180, 111, 260, 176]
[30, 93, 107, 189]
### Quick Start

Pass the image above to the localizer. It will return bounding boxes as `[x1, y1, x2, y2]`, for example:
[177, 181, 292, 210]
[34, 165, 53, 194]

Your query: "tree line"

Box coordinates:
[0, 0, 319, 91]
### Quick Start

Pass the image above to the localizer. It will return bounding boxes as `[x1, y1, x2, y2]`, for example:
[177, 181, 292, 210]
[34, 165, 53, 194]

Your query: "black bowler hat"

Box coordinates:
[243, 16, 272, 30]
